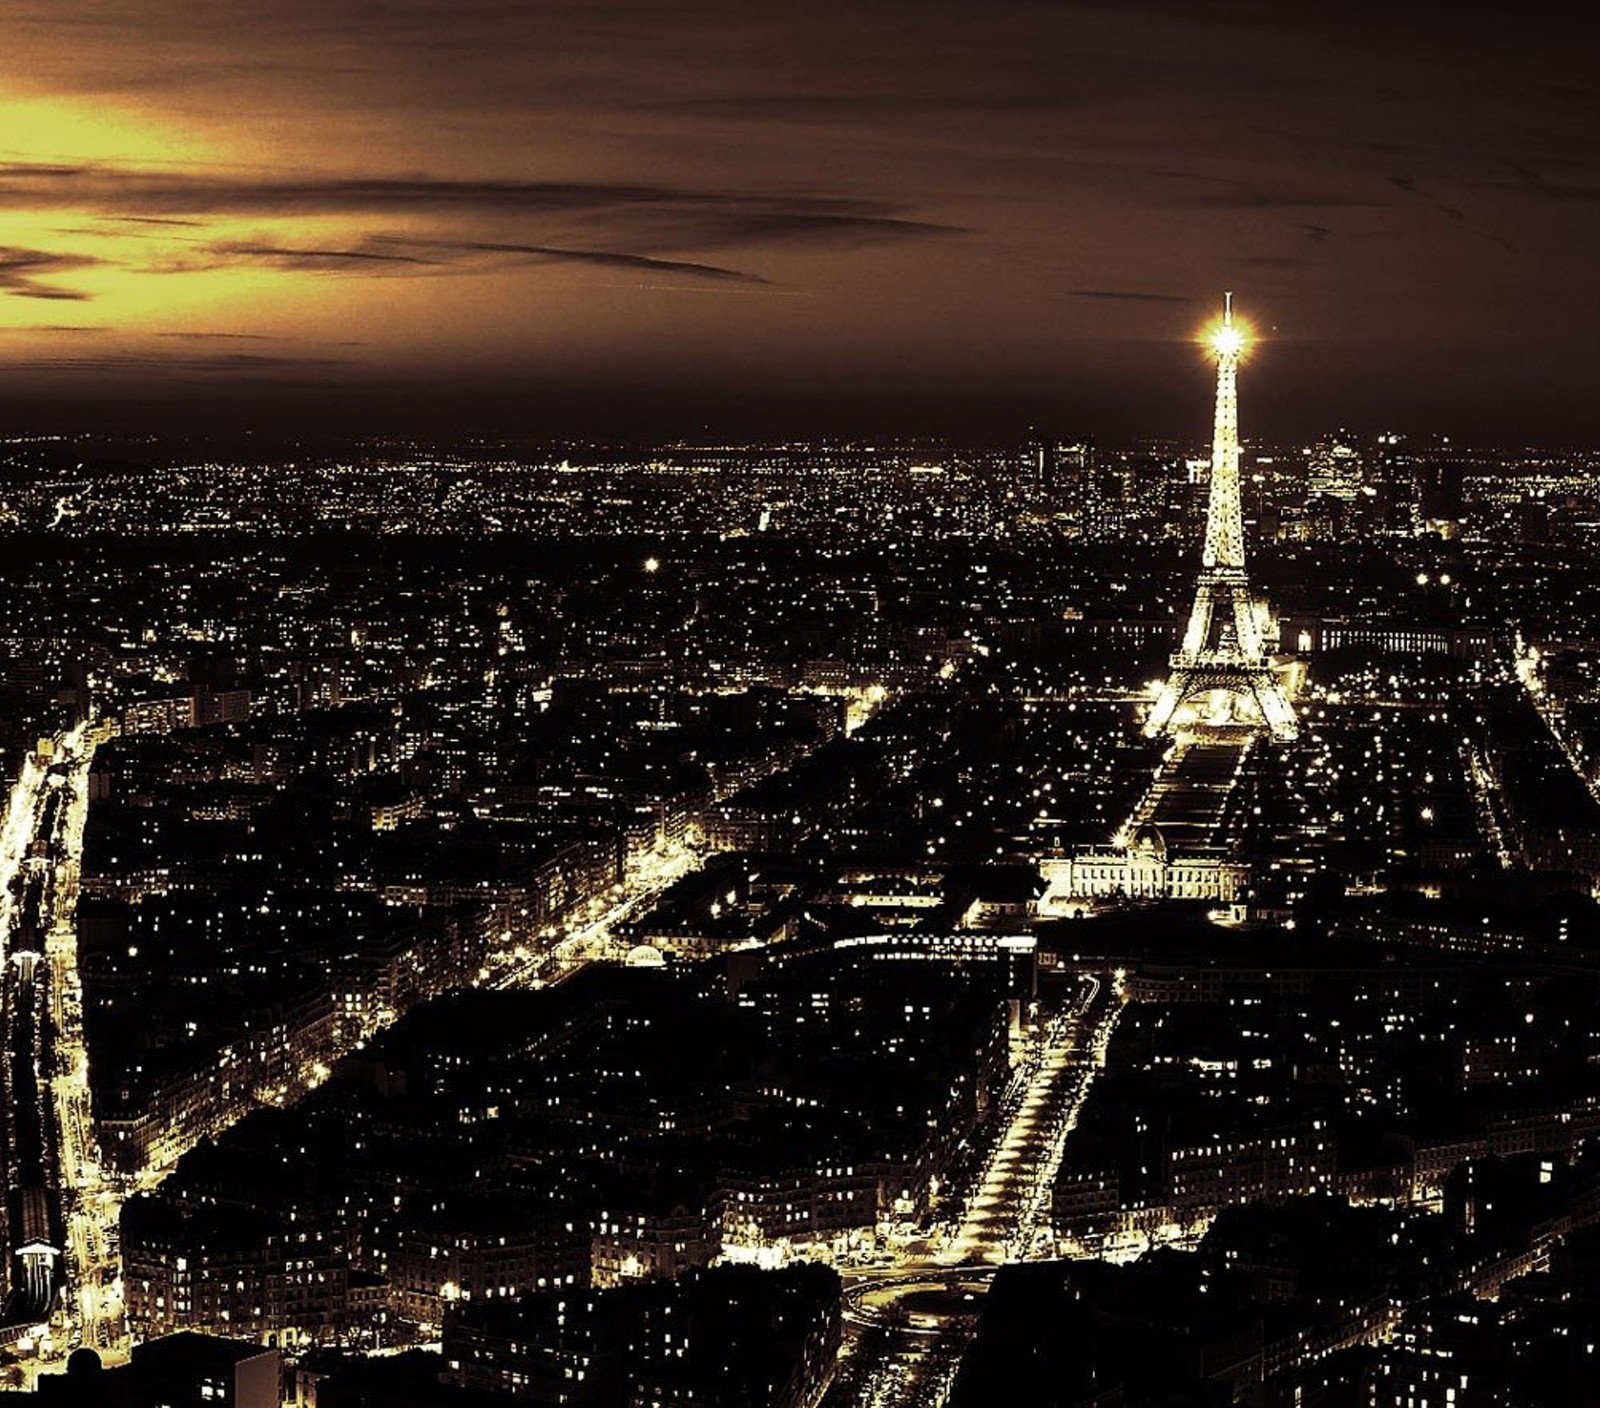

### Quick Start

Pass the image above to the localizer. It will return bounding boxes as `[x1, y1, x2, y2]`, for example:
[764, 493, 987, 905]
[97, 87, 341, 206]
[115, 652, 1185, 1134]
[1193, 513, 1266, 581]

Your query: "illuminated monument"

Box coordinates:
[1145, 294, 1298, 741]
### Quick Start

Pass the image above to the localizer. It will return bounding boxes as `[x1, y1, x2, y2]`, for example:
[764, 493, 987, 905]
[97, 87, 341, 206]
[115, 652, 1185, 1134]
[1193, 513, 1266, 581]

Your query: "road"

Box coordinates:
[487, 842, 700, 991]
[0, 720, 701, 1379]
[823, 971, 1123, 1408]
[942, 972, 1121, 1265]
[825, 1271, 992, 1408]
[0, 724, 123, 1374]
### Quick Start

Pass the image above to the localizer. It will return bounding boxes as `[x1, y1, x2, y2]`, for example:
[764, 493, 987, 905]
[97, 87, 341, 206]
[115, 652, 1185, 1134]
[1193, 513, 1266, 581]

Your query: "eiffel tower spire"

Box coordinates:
[1145, 294, 1298, 740]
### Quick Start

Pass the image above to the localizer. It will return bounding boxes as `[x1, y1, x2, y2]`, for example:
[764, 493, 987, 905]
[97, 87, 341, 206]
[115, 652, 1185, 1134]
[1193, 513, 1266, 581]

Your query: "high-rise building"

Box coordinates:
[1416, 437, 1465, 537]
[1372, 431, 1419, 535]
[1306, 429, 1363, 501]
[1027, 438, 1096, 532]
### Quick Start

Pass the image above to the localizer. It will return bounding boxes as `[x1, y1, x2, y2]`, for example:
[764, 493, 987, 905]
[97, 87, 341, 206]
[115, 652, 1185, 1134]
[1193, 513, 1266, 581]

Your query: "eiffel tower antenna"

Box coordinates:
[1145, 293, 1298, 740]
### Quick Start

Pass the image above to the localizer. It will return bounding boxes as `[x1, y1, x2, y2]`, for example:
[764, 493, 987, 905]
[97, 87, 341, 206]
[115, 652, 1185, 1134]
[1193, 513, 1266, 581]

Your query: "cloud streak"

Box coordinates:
[1070, 289, 1191, 304]
[0, 162, 957, 248]
[18, 350, 347, 375]
[0, 163, 963, 296]
[0, 244, 103, 300]
[156, 330, 278, 341]
[142, 233, 769, 284]
[380, 237, 763, 282]
[6, 323, 110, 334]
[206, 242, 442, 272]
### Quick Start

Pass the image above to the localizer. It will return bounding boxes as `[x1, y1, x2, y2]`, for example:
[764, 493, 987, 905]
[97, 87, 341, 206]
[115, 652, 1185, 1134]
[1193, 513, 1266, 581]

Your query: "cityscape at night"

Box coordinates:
[5, 3, 1600, 1406]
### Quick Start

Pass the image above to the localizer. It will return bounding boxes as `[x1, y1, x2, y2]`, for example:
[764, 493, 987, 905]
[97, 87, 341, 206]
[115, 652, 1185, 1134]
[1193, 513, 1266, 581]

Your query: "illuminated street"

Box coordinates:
[488, 842, 702, 991]
[944, 973, 1121, 1265]
[826, 1272, 991, 1408]
[817, 972, 1123, 1407]
[44, 729, 125, 1367]
[0, 723, 126, 1380]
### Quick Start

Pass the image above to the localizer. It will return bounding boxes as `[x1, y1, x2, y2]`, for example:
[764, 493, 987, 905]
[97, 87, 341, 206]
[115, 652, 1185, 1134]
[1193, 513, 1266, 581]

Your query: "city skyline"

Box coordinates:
[3, 3, 1599, 442]
[3, 369, 1599, 1402]
[6, 6, 1600, 1406]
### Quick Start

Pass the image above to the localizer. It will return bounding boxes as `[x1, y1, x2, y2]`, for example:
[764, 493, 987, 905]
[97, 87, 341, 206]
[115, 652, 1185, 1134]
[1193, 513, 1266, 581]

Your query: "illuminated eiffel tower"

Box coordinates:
[1145, 294, 1298, 740]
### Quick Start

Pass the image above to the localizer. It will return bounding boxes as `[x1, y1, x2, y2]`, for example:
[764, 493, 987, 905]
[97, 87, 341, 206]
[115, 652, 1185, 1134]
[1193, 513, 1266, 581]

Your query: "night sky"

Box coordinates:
[3, 2, 1597, 444]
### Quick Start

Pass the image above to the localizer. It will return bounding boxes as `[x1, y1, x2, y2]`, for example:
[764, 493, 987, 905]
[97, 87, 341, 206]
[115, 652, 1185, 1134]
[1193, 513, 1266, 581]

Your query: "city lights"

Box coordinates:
[0, 140, 1587, 1405]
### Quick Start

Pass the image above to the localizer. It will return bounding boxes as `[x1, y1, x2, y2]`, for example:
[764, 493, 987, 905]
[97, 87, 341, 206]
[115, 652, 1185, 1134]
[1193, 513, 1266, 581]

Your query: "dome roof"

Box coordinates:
[1130, 823, 1167, 860]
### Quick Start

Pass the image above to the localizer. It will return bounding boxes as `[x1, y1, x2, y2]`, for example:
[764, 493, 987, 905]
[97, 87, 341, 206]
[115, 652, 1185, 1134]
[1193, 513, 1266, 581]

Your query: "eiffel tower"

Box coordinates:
[1145, 293, 1298, 740]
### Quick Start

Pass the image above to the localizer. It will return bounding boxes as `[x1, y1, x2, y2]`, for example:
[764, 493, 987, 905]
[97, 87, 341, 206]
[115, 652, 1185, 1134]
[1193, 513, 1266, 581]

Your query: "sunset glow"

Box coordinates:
[0, 2, 1597, 441]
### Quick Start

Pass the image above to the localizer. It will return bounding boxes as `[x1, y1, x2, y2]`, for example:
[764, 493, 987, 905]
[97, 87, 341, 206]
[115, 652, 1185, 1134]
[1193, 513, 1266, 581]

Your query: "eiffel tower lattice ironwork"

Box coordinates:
[1145, 293, 1298, 740]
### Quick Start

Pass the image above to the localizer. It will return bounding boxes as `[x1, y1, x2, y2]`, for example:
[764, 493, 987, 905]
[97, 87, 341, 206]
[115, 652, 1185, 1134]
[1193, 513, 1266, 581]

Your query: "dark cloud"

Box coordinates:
[620, 211, 966, 252]
[382, 237, 760, 282]
[2, 162, 84, 179]
[205, 242, 442, 272]
[156, 330, 279, 341]
[1071, 290, 1192, 304]
[20, 351, 346, 374]
[649, 93, 1050, 123]
[152, 233, 765, 284]
[1511, 165, 1600, 203]
[112, 214, 208, 227]
[0, 163, 957, 250]
[1174, 187, 1390, 213]
[0, 245, 102, 300]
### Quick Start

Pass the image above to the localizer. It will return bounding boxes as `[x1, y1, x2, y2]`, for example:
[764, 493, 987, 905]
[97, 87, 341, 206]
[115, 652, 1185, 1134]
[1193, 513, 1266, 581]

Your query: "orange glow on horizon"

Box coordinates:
[0, 95, 328, 342]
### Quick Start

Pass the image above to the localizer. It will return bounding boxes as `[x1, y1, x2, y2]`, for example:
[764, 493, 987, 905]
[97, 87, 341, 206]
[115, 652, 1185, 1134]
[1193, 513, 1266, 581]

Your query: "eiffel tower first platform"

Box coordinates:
[1145, 293, 1298, 741]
